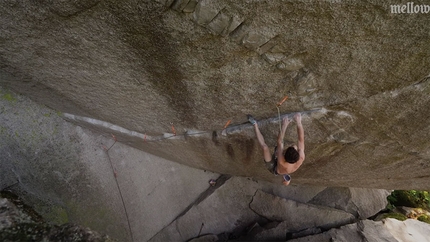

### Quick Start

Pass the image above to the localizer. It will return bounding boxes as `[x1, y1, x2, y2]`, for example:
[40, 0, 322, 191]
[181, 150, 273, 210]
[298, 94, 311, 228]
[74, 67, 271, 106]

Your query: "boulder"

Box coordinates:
[383, 218, 430, 242]
[250, 190, 355, 232]
[149, 177, 261, 242]
[251, 221, 289, 241]
[290, 220, 398, 242]
[309, 187, 390, 219]
[290, 218, 430, 242]
[251, 222, 322, 241]
[289, 227, 322, 240]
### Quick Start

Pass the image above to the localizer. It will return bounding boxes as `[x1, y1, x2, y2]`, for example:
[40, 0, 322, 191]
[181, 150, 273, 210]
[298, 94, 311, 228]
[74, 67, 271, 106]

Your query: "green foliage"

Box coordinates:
[418, 215, 430, 224]
[381, 212, 408, 221]
[387, 190, 430, 209]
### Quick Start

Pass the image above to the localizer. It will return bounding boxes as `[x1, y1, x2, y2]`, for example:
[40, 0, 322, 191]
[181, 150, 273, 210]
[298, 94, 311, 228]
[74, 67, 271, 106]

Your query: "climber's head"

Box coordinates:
[284, 146, 299, 164]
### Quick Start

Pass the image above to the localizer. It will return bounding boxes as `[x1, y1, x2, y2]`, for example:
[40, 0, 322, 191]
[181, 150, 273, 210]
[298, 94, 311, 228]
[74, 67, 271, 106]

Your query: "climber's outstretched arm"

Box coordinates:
[294, 113, 305, 161]
[277, 117, 290, 159]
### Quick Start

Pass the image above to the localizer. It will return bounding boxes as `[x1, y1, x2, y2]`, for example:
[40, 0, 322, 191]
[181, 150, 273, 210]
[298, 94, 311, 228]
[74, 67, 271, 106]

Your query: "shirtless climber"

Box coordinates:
[248, 113, 305, 186]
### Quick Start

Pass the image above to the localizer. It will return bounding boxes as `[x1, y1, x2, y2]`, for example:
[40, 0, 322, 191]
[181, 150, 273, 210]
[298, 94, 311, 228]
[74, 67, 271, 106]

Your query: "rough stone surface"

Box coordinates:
[259, 183, 326, 204]
[289, 232, 332, 242]
[0, 88, 130, 241]
[309, 187, 390, 219]
[250, 222, 322, 241]
[149, 176, 262, 242]
[188, 234, 218, 242]
[1, 0, 430, 189]
[1, 86, 425, 242]
[383, 218, 430, 242]
[290, 220, 398, 242]
[251, 221, 288, 241]
[290, 219, 430, 242]
[290, 227, 322, 240]
[0, 197, 35, 230]
[250, 190, 355, 232]
[0, 195, 115, 242]
[3, 85, 429, 241]
[148, 178, 327, 241]
[1, 88, 341, 242]
[105, 138, 219, 242]
[0, 88, 220, 242]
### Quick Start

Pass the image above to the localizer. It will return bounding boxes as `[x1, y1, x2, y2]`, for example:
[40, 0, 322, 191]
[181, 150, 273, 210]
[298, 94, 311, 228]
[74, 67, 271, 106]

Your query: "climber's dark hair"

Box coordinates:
[284, 146, 300, 164]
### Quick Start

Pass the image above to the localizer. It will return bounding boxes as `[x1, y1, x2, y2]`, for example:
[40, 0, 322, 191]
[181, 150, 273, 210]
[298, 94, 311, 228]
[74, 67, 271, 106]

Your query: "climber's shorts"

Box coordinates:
[264, 146, 279, 175]
[265, 158, 279, 175]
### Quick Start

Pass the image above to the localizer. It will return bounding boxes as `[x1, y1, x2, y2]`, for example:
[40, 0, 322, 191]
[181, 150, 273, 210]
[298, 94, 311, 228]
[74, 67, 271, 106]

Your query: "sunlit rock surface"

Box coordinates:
[290, 219, 430, 242]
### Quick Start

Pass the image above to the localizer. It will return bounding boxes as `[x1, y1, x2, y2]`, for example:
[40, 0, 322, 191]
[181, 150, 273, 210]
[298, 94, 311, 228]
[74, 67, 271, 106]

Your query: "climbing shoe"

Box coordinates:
[247, 114, 257, 125]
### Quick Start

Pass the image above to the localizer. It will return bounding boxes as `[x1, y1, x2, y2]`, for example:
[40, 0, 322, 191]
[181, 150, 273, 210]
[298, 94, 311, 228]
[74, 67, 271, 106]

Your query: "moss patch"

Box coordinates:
[2, 92, 16, 102]
[418, 215, 430, 224]
[35, 204, 69, 225]
[381, 213, 408, 221]
[66, 201, 115, 231]
[50, 206, 69, 225]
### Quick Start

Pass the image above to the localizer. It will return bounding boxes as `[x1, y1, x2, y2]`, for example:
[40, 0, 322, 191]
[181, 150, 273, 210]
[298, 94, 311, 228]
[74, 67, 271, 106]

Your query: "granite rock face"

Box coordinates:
[0, 88, 221, 242]
[1, 0, 429, 189]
